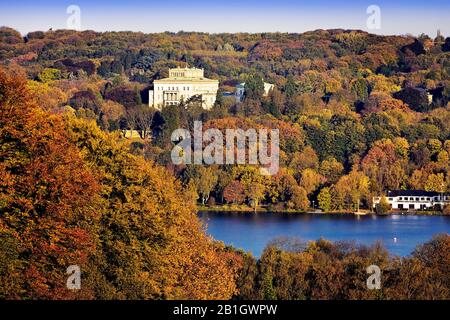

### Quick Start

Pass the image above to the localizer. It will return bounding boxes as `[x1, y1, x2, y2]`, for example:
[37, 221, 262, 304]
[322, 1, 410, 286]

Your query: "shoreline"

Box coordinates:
[197, 205, 448, 216]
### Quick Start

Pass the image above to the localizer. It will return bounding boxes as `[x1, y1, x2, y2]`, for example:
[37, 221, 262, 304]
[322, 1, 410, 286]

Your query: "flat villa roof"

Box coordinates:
[386, 190, 450, 197]
[154, 78, 218, 83]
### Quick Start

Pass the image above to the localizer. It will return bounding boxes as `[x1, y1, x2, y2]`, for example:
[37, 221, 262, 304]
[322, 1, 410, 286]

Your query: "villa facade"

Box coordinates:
[149, 67, 219, 110]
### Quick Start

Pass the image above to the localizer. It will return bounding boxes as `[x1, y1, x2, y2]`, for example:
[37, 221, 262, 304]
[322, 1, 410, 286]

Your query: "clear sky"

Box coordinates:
[1, 0, 449, 36]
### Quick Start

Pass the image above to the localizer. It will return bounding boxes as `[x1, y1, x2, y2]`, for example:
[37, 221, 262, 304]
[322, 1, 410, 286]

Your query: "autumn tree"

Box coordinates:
[232, 166, 267, 211]
[332, 171, 370, 211]
[362, 139, 407, 193]
[0, 68, 100, 299]
[289, 186, 309, 211]
[299, 168, 326, 196]
[319, 158, 344, 184]
[223, 180, 245, 205]
[1, 67, 242, 300]
[289, 146, 319, 174]
[424, 173, 446, 193]
[65, 114, 241, 299]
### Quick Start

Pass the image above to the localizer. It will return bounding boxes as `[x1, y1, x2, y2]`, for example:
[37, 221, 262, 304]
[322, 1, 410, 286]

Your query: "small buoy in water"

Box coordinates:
[393, 237, 397, 243]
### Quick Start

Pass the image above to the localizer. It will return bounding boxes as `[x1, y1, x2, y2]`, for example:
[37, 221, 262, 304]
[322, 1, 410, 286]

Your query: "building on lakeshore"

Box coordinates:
[235, 82, 274, 103]
[373, 190, 450, 211]
[149, 67, 219, 110]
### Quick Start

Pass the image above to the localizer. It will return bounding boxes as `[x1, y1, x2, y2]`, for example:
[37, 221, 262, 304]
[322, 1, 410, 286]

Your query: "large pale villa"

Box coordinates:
[373, 190, 450, 211]
[149, 67, 219, 110]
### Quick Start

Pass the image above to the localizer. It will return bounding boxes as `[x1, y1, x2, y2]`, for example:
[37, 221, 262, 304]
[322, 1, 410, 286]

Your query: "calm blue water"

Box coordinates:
[198, 212, 450, 257]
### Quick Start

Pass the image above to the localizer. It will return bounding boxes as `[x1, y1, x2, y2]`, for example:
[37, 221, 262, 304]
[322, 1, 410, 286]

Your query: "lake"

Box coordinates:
[198, 211, 450, 257]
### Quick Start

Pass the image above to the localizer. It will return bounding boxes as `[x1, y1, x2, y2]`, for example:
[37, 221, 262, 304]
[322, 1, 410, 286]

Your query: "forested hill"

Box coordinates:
[1, 27, 450, 300]
[2, 27, 449, 104]
[1, 27, 449, 213]
[1, 27, 449, 86]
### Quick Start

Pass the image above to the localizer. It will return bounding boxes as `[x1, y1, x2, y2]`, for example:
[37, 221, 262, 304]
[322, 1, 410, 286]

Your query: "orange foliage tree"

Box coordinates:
[0, 67, 100, 299]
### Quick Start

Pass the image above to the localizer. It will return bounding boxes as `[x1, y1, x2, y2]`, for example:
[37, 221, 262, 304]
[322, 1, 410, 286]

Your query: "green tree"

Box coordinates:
[134, 86, 142, 105]
[248, 183, 265, 212]
[157, 104, 181, 147]
[351, 78, 369, 102]
[244, 73, 265, 101]
[318, 187, 332, 212]
[376, 196, 390, 214]
[284, 74, 297, 99]
[37, 68, 62, 83]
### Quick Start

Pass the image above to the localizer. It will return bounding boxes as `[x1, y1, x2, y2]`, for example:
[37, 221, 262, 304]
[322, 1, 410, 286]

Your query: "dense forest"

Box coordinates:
[0, 27, 449, 299]
[1, 27, 449, 213]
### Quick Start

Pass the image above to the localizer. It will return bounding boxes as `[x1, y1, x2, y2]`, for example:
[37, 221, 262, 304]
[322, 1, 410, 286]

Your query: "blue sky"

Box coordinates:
[1, 0, 449, 36]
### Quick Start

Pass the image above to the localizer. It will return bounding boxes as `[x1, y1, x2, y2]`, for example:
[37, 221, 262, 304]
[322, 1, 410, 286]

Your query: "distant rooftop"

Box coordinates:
[387, 190, 449, 197]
